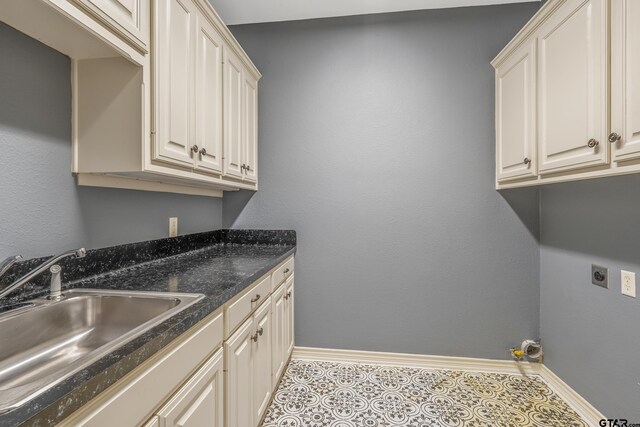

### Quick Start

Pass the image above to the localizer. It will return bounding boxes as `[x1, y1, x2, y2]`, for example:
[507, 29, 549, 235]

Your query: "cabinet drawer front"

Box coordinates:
[61, 312, 223, 426]
[272, 257, 294, 291]
[226, 275, 271, 337]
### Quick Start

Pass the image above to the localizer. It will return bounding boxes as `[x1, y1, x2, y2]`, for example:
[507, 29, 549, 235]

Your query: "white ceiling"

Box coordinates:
[209, 0, 539, 25]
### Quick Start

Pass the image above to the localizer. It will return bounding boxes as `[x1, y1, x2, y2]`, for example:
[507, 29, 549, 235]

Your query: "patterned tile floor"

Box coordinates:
[261, 359, 589, 427]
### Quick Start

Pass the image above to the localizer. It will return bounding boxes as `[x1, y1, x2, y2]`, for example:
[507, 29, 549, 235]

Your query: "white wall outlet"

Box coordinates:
[621, 270, 636, 298]
[169, 217, 178, 238]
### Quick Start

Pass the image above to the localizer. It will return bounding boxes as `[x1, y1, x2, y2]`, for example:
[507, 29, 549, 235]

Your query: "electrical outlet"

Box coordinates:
[621, 270, 636, 298]
[169, 217, 178, 238]
[592, 265, 608, 288]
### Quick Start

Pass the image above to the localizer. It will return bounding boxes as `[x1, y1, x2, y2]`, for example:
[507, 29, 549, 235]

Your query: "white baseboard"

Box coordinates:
[540, 365, 604, 426]
[292, 346, 603, 427]
[292, 346, 541, 375]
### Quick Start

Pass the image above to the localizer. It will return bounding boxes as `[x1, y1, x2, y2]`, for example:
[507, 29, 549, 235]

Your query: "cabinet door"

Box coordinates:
[154, 0, 196, 168]
[194, 12, 223, 174]
[77, 0, 149, 50]
[156, 348, 224, 427]
[271, 284, 286, 387]
[225, 317, 254, 427]
[496, 39, 537, 182]
[611, 0, 640, 162]
[537, 0, 608, 174]
[223, 47, 244, 179]
[243, 72, 258, 182]
[284, 277, 295, 358]
[253, 298, 272, 424]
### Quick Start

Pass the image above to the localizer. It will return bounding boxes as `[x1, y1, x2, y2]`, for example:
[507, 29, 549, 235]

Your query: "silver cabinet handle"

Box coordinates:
[199, 147, 207, 156]
[246, 165, 252, 172]
[241, 164, 246, 171]
[609, 133, 622, 143]
[251, 333, 258, 342]
[191, 145, 199, 153]
[587, 139, 599, 148]
[251, 294, 261, 303]
[523, 157, 531, 165]
[257, 327, 264, 336]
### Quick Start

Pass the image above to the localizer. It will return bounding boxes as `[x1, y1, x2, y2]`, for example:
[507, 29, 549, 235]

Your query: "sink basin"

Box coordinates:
[0, 289, 204, 414]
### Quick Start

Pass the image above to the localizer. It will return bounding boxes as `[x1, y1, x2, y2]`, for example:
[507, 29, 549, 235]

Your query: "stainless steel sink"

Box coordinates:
[0, 289, 204, 414]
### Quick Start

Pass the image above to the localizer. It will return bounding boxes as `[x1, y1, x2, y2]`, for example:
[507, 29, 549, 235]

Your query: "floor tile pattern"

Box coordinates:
[261, 359, 589, 427]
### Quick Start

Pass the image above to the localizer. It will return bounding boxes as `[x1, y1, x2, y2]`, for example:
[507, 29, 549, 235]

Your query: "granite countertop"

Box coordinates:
[0, 230, 296, 426]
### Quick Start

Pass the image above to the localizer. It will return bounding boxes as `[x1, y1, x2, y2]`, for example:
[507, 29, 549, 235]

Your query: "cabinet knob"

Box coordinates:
[191, 145, 199, 153]
[241, 164, 246, 171]
[523, 157, 531, 165]
[284, 268, 290, 274]
[251, 333, 259, 342]
[199, 147, 207, 156]
[251, 294, 261, 303]
[587, 139, 599, 148]
[246, 165, 252, 172]
[257, 327, 264, 336]
[608, 132, 622, 143]
[286, 291, 292, 299]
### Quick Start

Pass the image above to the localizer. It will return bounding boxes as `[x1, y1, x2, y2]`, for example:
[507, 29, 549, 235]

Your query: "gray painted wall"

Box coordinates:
[225, 3, 542, 359]
[541, 176, 640, 419]
[0, 22, 223, 259]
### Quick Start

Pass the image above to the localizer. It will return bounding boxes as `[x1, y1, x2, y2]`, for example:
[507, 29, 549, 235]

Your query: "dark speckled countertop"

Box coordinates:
[0, 230, 296, 426]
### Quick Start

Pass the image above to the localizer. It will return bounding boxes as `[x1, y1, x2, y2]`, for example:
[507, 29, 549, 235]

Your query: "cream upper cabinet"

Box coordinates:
[155, 349, 224, 427]
[154, 0, 196, 168]
[611, 0, 640, 162]
[537, 0, 608, 175]
[223, 47, 245, 179]
[496, 38, 537, 182]
[75, 0, 149, 50]
[194, 12, 224, 174]
[223, 46, 259, 182]
[243, 72, 259, 182]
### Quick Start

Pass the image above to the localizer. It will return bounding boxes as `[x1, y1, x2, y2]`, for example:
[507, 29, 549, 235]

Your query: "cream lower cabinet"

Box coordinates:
[225, 297, 273, 427]
[147, 348, 224, 427]
[59, 256, 295, 427]
[284, 277, 295, 357]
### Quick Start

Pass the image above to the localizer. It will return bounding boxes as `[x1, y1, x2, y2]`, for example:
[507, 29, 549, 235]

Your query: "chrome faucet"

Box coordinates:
[0, 248, 86, 299]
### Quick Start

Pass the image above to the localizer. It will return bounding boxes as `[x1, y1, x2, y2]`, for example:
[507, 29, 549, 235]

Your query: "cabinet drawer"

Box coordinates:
[225, 275, 271, 337]
[272, 257, 294, 291]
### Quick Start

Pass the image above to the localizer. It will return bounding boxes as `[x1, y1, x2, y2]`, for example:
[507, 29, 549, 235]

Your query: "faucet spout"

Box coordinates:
[0, 248, 86, 300]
